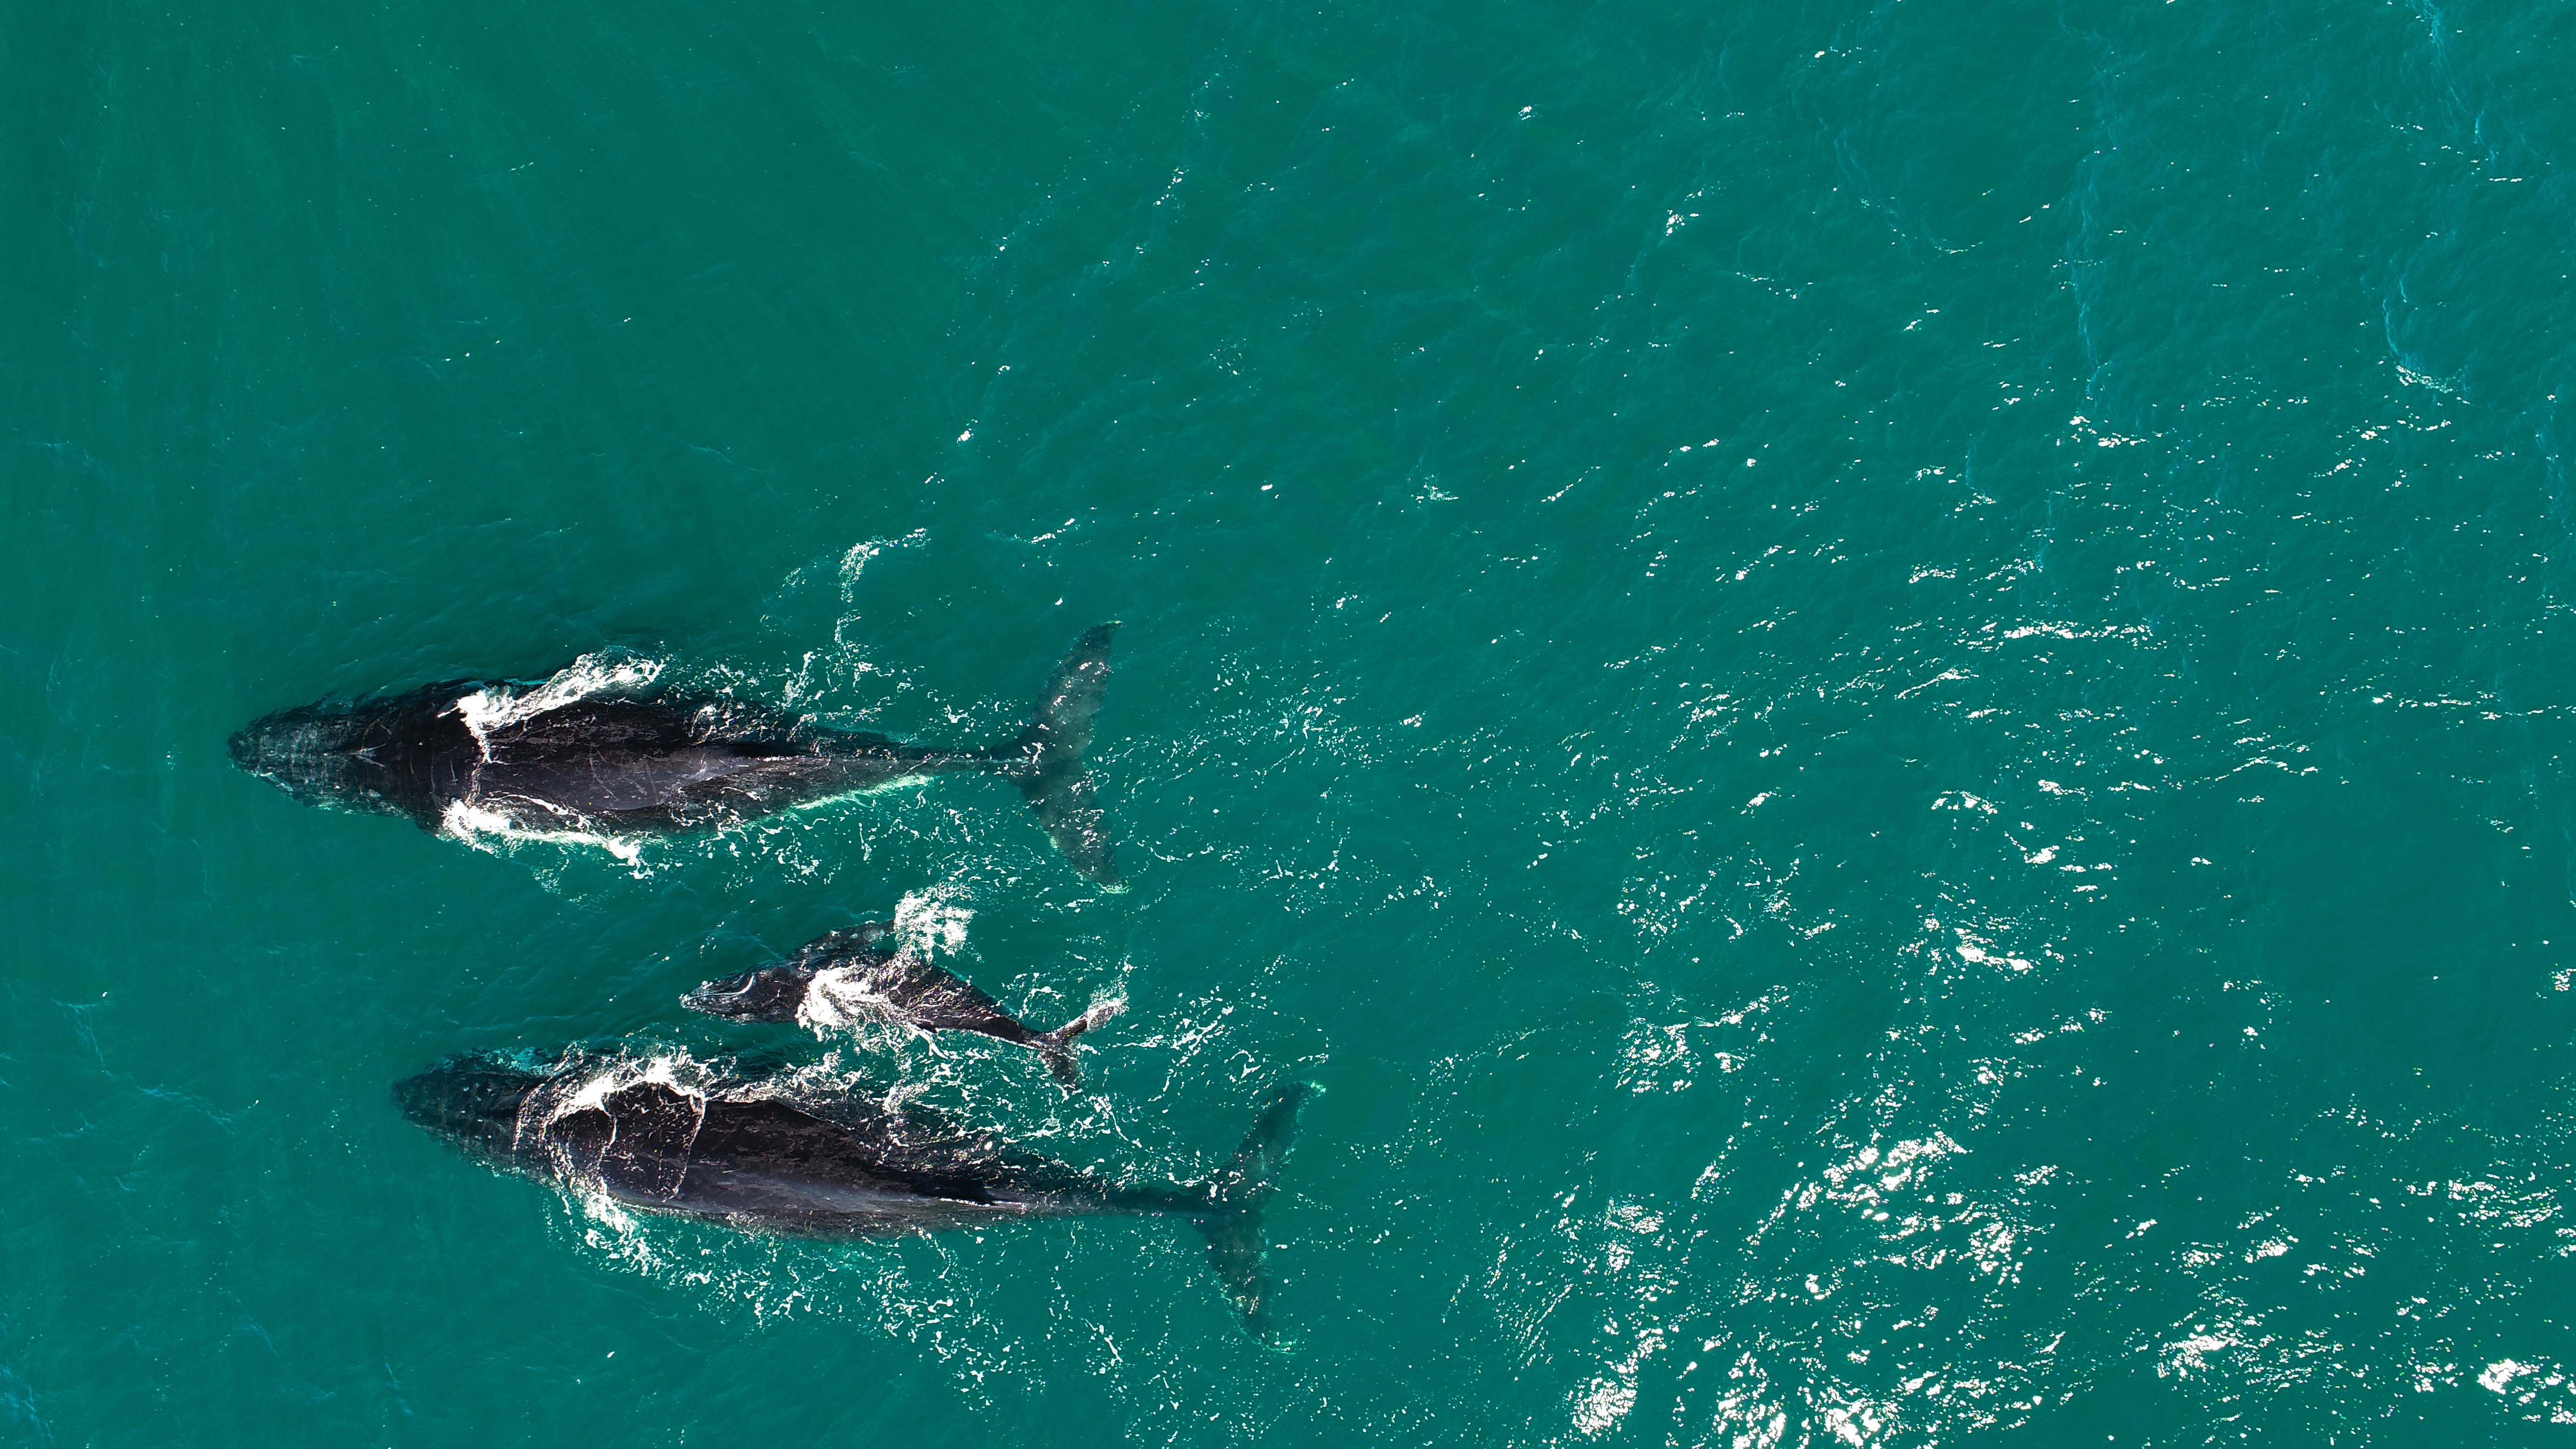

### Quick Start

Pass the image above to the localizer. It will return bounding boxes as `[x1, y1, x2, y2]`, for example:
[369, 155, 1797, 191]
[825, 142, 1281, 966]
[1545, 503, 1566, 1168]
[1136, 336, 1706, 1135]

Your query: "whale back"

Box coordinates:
[788, 937, 1033, 1043]
[510, 1072, 1111, 1231]
[468, 695, 969, 829]
[231, 682, 480, 824]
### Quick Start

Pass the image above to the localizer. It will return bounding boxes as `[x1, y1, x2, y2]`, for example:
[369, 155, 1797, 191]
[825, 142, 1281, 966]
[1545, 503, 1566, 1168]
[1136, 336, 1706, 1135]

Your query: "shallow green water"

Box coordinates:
[8, 0, 2576, 1442]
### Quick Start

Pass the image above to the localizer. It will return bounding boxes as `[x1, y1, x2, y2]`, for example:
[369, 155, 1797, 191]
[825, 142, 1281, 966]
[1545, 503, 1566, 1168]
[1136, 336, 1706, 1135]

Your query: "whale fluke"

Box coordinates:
[1006, 623, 1123, 890]
[1194, 1080, 1313, 1342]
[1034, 998, 1126, 1088]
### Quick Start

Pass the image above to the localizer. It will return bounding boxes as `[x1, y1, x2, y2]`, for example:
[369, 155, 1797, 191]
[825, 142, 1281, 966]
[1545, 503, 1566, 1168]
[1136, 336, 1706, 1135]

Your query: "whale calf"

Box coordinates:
[230, 625, 1123, 886]
[682, 922, 1122, 1087]
[394, 1050, 1309, 1337]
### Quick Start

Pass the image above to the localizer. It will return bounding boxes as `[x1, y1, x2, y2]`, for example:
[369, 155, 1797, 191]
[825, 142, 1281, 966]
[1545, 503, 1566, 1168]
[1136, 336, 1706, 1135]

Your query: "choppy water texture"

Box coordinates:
[8, 0, 2576, 1443]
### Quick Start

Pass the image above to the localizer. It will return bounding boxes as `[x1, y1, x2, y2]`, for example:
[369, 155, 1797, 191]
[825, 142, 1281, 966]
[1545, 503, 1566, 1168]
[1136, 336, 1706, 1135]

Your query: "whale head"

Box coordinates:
[681, 964, 813, 1023]
[394, 1056, 548, 1159]
[229, 700, 392, 811]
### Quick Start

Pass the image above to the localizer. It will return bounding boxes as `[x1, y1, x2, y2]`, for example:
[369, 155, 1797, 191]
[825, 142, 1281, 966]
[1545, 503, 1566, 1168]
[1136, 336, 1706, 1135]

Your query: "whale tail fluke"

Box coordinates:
[1035, 998, 1125, 1088]
[1195, 1080, 1313, 1342]
[1001, 623, 1124, 889]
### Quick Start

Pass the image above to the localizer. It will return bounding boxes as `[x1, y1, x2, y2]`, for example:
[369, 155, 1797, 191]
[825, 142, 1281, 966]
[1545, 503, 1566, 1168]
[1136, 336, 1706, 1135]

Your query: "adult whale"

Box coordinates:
[229, 625, 1123, 886]
[394, 1049, 1310, 1338]
[682, 921, 1123, 1087]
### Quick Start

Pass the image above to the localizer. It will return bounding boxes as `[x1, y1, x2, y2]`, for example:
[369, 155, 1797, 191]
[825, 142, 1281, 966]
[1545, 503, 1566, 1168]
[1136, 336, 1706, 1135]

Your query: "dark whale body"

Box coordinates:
[230, 626, 1122, 886]
[395, 1051, 1309, 1337]
[682, 922, 1123, 1087]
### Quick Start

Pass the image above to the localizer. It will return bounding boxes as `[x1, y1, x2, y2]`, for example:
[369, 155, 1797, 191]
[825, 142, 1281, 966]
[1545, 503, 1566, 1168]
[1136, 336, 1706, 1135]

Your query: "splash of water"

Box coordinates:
[438, 798, 649, 868]
[893, 886, 975, 957]
[455, 652, 666, 756]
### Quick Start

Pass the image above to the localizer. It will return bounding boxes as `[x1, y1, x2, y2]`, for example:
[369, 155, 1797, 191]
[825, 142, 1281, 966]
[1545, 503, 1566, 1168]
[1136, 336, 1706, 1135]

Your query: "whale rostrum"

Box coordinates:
[394, 1051, 1311, 1338]
[682, 922, 1123, 1087]
[229, 625, 1124, 886]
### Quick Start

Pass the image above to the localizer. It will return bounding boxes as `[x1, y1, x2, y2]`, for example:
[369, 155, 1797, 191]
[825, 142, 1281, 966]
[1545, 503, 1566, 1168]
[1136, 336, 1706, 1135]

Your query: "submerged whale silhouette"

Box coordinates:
[394, 1051, 1310, 1337]
[229, 626, 1123, 886]
[682, 921, 1123, 1087]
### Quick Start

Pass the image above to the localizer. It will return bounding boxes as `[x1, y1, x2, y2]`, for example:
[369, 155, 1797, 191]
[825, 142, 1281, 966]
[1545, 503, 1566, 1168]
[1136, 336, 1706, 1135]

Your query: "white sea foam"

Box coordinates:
[516, 1050, 710, 1151]
[455, 652, 664, 757]
[893, 886, 974, 957]
[797, 965, 912, 1034]
[520, 1052, 714, 1272]
[565, 1052, 704, 1117]
[439, 798, 647, 866]
[2473, 1355, 2576, 1422]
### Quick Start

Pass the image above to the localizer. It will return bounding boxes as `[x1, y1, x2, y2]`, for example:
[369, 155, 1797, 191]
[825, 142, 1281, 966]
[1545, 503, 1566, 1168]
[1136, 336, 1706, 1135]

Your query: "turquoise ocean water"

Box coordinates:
[9, 0, 2576, 1442]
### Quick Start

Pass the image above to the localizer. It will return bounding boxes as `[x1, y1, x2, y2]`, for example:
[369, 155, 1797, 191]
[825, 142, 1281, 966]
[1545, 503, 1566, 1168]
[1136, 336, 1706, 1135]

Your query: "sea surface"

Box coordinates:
[7, 0, 2576, 1443]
